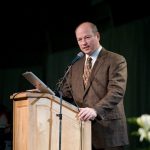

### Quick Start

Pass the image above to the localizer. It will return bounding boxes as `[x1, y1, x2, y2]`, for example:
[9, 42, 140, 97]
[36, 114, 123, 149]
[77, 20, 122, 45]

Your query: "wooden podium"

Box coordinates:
[10, 92, 91, 150]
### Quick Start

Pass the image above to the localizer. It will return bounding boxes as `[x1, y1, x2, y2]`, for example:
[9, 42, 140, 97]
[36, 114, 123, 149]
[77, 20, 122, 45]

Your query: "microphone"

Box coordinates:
[70, 52, 84, 65]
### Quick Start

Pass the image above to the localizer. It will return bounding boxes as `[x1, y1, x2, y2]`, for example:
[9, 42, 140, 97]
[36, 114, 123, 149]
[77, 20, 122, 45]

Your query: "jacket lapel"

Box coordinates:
[77, 56, 86, 96]
[83, 48, 107, 97]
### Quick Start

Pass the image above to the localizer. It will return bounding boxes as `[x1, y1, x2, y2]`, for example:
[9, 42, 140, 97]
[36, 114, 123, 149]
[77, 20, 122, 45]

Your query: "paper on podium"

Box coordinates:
[22, 71, 55, 95]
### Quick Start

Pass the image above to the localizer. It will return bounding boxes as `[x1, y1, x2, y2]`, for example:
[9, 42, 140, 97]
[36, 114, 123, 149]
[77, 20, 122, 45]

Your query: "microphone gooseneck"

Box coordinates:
[57, 51, 84, 91]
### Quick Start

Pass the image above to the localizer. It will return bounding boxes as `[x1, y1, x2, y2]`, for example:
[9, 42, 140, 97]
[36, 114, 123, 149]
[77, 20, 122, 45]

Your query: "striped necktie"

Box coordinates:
[83, 56, 92, 87]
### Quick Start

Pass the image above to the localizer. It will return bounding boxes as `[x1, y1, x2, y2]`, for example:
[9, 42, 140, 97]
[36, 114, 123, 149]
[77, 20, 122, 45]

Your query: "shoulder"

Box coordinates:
[101, 47, 126, 62]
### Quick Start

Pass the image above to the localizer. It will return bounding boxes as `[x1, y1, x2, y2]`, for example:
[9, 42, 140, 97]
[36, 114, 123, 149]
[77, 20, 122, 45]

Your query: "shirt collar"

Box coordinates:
[85, 45, 102, 67]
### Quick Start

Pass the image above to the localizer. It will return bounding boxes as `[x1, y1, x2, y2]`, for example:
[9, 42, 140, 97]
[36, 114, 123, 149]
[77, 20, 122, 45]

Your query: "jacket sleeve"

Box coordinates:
[93, 55, 127, 120]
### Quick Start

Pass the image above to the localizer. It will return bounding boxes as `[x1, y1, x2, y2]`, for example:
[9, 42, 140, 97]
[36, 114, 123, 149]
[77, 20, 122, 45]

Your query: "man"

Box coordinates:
[60, 22, 129, 150]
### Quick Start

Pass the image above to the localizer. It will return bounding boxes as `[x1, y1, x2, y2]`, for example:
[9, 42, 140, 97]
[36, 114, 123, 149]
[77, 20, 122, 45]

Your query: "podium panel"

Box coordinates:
[10, 92, 91, 150]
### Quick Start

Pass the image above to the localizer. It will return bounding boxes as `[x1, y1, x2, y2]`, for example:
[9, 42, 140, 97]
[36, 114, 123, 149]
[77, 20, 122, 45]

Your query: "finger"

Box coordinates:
[81, 111, 92, 121]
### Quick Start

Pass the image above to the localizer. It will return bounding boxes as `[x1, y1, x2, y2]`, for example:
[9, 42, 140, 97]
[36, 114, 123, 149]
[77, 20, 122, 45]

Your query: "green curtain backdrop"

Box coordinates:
[102, 17, 150, 116]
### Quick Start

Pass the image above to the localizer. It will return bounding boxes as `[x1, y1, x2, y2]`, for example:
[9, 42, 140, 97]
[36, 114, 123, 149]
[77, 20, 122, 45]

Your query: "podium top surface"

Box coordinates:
[10, 91, 79, 113]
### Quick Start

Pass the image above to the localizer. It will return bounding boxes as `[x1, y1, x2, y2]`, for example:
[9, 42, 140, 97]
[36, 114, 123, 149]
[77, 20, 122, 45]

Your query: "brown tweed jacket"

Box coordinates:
[61, 48, 129, 149]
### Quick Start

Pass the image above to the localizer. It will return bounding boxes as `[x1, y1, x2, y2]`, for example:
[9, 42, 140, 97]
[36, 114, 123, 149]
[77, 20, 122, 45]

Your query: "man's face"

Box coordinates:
[75, 24, 100, 55]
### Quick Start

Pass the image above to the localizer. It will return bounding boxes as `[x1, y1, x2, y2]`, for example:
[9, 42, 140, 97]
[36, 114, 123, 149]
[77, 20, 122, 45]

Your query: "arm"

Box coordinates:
[93, 55, 127, 120]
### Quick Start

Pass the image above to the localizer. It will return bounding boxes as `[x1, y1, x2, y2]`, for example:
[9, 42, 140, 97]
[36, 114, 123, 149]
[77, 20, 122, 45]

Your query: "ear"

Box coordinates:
[96, 32, 100, 41]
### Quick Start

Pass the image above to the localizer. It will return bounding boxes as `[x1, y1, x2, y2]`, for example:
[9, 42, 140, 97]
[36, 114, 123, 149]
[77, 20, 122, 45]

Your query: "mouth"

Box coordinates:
[82, 46, 89, 50]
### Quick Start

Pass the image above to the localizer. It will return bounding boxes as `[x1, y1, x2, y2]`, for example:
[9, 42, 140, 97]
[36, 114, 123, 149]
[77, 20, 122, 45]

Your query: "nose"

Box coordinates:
[81, 39, 87, 45]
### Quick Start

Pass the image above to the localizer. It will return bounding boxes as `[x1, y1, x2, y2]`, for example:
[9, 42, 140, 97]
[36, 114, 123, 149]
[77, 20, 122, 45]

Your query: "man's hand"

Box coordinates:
[78, 107, 97, 121]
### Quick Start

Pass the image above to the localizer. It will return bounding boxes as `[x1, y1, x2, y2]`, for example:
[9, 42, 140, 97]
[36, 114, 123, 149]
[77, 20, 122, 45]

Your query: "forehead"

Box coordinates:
[76, 24, 93, 37]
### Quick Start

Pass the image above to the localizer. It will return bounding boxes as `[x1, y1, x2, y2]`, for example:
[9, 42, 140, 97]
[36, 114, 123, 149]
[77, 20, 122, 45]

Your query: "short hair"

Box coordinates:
[75, 22, 98, 34]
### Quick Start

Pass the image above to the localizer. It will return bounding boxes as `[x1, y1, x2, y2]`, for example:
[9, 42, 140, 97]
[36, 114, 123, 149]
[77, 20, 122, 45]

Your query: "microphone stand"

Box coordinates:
[56, 65, 72, 92]
[56, 90, 63, 150]
[56, 65, 72, 150]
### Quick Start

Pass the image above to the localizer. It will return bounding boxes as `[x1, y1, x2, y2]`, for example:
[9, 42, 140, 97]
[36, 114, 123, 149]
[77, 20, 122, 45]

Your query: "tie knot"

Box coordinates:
[87, 56, 92, 62]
